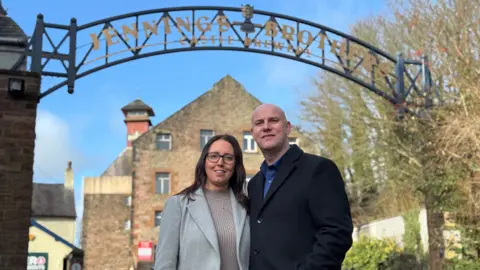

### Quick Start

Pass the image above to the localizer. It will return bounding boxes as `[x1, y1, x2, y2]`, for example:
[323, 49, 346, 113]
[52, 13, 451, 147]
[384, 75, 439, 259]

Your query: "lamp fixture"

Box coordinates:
[8, 78, 25, 98]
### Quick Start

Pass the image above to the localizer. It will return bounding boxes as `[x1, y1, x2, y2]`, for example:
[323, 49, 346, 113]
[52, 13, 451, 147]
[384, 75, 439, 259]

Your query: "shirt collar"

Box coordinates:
[260, 147, 289, 175]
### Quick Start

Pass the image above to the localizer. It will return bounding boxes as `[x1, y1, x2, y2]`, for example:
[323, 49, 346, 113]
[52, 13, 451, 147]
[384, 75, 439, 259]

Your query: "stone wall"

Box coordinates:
[82, 176, 134, 270]
[0, 70, 39, 270]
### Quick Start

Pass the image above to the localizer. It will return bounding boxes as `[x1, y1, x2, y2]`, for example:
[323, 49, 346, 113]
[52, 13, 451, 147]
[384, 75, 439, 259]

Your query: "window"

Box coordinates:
[200, 130, 215, 150]
[289, 137, 299, 145]
[155, 173, 170, 194]
[127, 110, 147, 116]
[243, 132, 257, 152]
[154, 211, 163, 227]
[156, 133, 171, 150]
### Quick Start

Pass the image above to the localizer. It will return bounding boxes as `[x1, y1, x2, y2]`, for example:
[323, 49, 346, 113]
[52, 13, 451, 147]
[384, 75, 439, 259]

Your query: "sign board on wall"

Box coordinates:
[27, 253, 48, 270]
[138, 241, 153, 261]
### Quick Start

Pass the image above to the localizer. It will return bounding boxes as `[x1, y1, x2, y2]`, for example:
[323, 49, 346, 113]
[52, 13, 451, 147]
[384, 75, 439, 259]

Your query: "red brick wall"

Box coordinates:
[0, 70, 40, 270]
[126, 121, 149, 147]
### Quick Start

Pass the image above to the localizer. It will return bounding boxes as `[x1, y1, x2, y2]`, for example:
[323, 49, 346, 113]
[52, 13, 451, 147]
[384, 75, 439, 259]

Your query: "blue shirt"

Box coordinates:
[260, 155, 284, 198]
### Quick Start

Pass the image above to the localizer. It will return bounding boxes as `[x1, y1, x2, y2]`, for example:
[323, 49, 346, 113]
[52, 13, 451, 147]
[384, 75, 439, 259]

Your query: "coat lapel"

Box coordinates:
[186, 189, 220, 254]
[260, 145, 303, 212]
[230, 189, 246, 253]
[252, 173, 265, 204]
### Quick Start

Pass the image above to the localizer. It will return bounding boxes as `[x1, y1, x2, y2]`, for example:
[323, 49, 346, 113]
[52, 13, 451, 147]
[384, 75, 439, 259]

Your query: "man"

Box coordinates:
[247, 104, 353, 270]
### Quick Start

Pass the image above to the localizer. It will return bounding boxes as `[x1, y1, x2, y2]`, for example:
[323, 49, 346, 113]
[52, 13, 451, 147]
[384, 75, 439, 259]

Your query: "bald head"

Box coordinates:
[251, 104, 291, 156]
[251, 104, 288, 124]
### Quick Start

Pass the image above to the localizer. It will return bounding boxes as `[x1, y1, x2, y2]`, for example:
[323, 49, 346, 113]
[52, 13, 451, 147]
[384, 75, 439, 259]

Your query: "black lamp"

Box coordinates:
[8, 78, 25, 98]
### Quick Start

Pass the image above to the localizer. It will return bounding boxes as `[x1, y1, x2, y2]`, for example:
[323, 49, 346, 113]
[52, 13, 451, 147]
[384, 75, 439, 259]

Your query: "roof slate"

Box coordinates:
[31, 183, 76, 219]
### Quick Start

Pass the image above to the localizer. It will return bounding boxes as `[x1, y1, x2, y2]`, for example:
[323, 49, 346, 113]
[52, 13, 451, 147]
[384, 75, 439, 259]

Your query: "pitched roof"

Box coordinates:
[101, 147, 133, 177]
[32, 183, 76, 219]
[0, 1, 6, 16]
[135, 74, 262, 141]
[121, 99, 155, 116]
[0, 2, 27, 40]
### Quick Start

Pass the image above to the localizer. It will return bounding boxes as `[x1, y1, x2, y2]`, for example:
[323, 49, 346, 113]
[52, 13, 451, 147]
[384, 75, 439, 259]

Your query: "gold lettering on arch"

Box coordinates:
[85, 12, 394, 81]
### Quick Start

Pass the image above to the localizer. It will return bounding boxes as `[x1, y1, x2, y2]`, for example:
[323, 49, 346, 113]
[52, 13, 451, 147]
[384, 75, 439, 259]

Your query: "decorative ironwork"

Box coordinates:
[240, 4, 255, 33]
[15, 5, 438, 115]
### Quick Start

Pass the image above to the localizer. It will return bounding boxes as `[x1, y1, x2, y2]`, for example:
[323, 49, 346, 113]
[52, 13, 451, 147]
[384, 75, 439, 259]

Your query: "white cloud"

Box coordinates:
[33, 109, 86, 246]
[33, 109, 85, 182]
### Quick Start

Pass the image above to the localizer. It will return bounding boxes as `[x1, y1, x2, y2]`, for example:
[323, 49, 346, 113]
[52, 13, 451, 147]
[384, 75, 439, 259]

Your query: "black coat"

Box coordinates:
[248, 145, 353, 270]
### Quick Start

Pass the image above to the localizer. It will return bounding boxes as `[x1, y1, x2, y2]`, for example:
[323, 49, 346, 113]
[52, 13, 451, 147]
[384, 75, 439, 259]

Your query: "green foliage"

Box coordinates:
[445, 258, 480, 270]
[403, 209, 423, 255]
[342, 236, 402, 270]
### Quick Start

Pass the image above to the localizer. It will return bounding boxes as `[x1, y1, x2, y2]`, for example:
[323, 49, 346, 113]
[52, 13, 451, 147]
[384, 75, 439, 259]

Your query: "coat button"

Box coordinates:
[253, 249, 259, 255]
[257, 218, 263, 223]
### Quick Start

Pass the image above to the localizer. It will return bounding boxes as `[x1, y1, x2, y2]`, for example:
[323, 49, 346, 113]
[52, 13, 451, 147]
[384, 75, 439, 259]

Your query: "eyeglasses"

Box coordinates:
[206, 152, 235, 164]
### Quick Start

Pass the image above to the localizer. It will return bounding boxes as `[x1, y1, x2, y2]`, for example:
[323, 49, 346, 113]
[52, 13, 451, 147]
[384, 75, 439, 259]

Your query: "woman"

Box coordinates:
[154, 134, 250, 270]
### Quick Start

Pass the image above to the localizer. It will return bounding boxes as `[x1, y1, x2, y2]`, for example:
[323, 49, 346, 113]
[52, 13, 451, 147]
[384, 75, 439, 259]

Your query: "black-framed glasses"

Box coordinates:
[206, 152, 235, 164]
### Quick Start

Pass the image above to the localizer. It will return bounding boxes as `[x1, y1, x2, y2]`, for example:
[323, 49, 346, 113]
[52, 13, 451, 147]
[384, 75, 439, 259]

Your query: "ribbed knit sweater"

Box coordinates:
[204, 188, 240, 270]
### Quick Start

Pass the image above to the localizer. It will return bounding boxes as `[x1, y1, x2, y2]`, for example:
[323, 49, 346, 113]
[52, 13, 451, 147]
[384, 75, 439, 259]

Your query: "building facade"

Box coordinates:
[28, 162, 80, 270]
[82, 75, 318, 269]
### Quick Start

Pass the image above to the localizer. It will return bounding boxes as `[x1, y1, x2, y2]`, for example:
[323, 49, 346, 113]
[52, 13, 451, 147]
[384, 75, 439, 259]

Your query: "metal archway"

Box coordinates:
[12, 5, 437, 111]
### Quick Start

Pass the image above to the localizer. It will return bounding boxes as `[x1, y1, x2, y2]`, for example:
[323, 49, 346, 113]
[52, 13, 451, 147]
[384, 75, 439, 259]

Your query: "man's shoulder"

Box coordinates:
[248, 171, 262, 183]
[300, 151, 337, 168]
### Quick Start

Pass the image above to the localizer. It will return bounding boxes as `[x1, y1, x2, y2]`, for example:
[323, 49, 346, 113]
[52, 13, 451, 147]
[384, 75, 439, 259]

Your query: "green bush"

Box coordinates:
[445, 258, 480, 270]
[342, 236, 403, 270]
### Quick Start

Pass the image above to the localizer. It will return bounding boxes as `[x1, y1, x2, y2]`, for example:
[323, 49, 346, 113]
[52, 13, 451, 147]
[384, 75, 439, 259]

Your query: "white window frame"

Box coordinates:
[200, 129, 215, 150]
[243, 132, 257, 153]
[156, 133, 172, 150]
[155, 172, 170, 195]
[127, 110, 147, 116]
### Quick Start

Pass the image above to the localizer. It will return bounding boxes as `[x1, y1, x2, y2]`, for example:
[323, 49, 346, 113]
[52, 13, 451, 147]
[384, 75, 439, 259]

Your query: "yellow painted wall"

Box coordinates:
[28, 218, 76, 270]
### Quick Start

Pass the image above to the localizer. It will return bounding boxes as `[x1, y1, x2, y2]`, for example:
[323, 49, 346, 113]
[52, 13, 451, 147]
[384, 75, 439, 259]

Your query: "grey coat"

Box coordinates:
[153, 188, 250, 270]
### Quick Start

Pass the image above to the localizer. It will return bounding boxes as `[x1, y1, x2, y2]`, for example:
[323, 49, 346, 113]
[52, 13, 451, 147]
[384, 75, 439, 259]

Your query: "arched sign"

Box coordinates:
[14, 5, 437, 112]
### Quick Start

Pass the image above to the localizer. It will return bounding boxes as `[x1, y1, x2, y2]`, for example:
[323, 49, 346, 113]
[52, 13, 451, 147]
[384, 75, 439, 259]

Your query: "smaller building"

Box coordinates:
[28, 161, 82, 270]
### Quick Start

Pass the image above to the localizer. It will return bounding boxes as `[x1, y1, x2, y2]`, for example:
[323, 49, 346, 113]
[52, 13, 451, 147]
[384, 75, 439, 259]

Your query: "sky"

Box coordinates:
[4, 0, 388, 246]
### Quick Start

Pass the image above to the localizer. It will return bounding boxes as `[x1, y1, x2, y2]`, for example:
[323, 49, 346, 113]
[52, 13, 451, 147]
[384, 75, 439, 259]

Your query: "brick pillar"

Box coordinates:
[0, 70, 40, 270]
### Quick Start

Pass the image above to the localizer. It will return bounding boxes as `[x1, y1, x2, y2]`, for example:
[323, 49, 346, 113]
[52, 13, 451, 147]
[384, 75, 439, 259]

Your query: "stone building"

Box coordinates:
[82, 75, 318, 269]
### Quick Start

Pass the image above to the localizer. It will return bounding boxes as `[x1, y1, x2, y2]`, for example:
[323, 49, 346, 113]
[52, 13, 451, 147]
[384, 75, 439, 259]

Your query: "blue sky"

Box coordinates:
[5, 0, 387, 245]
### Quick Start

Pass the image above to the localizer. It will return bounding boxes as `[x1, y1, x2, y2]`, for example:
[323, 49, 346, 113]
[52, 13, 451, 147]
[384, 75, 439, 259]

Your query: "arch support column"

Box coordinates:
[0, 70, 40, 270]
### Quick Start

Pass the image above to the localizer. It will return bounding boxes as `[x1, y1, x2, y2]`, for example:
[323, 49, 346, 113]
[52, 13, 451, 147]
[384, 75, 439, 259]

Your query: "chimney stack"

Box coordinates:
[64, 161, 74, 190]
[121, 99, 155, 147]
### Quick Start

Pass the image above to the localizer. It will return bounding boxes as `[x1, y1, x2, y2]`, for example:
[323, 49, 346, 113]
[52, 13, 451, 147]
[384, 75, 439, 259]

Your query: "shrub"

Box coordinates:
[342, 236, 402, 270]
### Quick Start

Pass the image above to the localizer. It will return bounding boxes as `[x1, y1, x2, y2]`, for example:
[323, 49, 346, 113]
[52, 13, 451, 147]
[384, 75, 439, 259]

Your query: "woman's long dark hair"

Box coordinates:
[177, 134, 249, 212]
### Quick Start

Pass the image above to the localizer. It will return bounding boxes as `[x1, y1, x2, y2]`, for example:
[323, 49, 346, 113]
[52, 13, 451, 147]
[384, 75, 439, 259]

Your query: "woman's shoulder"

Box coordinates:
[166, 193, 193, 206]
